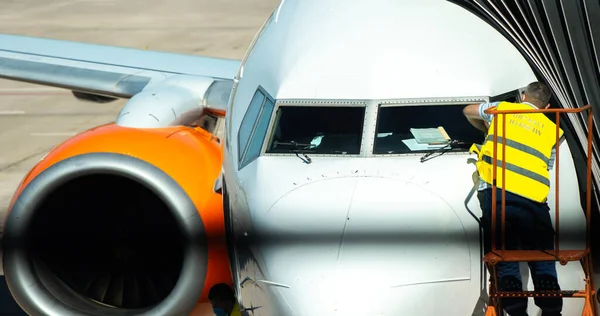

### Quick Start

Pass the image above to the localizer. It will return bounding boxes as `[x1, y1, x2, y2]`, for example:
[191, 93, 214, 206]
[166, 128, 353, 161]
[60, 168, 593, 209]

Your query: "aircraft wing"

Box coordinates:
[0, 34, 240, 100]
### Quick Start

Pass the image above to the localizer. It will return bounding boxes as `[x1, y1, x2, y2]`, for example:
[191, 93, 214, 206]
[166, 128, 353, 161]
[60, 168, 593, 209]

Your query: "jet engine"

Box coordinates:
[2, 123, 230, 316]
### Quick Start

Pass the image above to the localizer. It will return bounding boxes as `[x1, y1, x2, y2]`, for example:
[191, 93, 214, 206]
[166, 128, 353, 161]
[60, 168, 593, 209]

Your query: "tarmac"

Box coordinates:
[0, 0, 279, 314]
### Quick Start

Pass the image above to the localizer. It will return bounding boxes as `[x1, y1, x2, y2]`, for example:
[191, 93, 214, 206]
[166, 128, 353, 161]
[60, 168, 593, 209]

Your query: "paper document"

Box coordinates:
[410, 126, 451, 145]
[402, 138, 448, 151]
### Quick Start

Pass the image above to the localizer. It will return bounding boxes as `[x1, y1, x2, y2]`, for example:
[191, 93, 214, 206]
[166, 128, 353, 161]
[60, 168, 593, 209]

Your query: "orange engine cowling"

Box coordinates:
[2, 123, 231, 315]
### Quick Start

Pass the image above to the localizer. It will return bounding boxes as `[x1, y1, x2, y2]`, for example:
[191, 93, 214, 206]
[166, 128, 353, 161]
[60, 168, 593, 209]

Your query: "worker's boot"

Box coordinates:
[533, 274, 562, 316]
[499, 275, 528, 316]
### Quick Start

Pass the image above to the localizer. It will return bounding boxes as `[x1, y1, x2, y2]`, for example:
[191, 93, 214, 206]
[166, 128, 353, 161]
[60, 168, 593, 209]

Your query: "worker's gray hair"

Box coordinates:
[524, 81, 552, 108]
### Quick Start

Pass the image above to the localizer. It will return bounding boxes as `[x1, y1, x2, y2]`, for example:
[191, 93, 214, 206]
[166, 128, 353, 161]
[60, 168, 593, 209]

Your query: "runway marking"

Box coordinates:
[0, 110, 25, 115]
[30, 132, 77, 137]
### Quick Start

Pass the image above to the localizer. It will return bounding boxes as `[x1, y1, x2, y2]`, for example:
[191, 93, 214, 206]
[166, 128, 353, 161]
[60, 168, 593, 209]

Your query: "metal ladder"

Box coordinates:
[481, 105, 597, 316]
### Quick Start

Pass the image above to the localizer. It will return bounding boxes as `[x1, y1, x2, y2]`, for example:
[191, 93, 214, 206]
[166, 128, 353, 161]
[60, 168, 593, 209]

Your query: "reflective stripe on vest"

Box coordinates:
[469, 101, 563, 202]
[484, 134, 550, 165]
[480, 154, 551, 187]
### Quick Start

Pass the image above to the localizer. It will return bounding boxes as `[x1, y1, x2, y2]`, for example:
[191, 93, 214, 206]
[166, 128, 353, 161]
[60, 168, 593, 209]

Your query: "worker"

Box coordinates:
[463, 81, 564, 316]
[208, 283, 243, 316]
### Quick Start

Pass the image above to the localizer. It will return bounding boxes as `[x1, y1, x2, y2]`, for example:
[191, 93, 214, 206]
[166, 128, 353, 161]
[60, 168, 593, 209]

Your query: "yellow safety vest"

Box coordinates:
[230, 302, 242, 316]
[469, 101, 563, 202]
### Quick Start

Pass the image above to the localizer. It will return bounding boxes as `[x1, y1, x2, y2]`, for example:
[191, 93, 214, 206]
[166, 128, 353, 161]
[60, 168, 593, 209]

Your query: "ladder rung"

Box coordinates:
[484, 250, 589, 264]
[493, 290, 586, 298]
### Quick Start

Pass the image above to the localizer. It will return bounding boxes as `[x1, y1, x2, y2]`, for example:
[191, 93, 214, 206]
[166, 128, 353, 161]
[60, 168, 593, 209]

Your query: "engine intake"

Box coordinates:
[3, 153, 208, 316]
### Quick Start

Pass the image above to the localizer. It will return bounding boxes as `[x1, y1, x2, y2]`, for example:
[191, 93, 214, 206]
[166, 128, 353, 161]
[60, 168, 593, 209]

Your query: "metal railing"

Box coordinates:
[481, 104, 596, 316]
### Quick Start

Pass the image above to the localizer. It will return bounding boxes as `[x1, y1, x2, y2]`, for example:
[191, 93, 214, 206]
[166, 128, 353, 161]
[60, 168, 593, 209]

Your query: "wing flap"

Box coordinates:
[0, 56, 151, 98]
[0, 34, 241, 98]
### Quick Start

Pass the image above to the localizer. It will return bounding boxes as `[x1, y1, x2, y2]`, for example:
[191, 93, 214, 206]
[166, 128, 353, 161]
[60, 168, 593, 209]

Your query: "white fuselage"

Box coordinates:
[222, 0, 589, 314]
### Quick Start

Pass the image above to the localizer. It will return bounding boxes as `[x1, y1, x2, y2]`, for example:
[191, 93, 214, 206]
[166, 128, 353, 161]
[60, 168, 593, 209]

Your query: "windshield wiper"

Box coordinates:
[273, 140, 314, 164]
[420, 140, 472, 163]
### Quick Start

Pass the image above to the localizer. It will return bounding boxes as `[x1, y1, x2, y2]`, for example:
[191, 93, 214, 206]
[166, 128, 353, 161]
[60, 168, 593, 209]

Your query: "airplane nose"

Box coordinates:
[258, 176, 475, 315]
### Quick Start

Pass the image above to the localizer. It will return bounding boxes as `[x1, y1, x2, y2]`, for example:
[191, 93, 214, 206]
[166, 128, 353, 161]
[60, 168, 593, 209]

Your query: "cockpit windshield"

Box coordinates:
[266, 105, 365, 155]
[374, 104, 483, 155]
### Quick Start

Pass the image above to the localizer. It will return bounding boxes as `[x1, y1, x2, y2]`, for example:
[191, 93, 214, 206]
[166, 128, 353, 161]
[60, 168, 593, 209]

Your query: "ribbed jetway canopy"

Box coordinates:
[448, 0, 600, 210]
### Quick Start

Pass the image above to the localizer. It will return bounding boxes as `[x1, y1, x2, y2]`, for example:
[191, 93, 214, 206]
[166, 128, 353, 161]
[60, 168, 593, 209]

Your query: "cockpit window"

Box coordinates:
[238, 90, 265, 162]
[238, 87, 276, 169]
[373, 104, 482, 154]
[266, 105, 365, 155]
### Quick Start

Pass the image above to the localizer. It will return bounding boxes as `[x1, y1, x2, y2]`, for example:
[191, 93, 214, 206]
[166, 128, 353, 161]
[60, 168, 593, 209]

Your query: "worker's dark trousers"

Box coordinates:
[477, 187, 562, 316]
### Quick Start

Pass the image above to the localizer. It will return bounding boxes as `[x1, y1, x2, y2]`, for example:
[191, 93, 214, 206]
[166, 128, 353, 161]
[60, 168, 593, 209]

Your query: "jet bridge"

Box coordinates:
[449, 0, 600, 277]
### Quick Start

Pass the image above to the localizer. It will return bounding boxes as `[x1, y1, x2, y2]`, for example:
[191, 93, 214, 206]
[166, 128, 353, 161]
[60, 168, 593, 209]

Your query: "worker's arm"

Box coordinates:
[465, 115, 488, 133]
[548, 135, 567, 171]
[463, 102, 498, 133]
